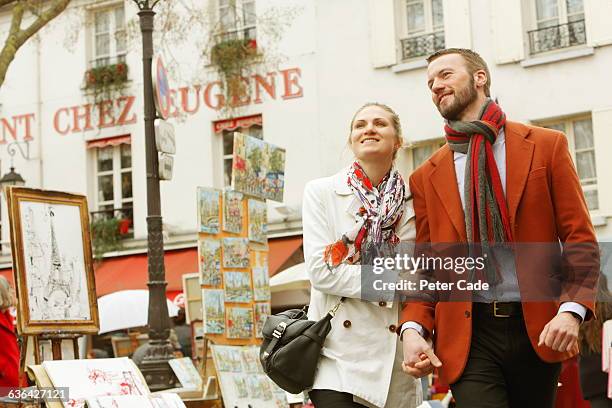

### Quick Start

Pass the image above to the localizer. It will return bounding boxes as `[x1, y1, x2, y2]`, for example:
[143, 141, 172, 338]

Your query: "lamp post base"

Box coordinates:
[137, 341, 177, 392]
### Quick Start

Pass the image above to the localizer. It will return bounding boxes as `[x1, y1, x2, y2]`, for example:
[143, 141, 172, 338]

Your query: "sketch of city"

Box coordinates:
[222, 238, 250, 268]
[198, 239, 221, 286]
[248, 199, 267, 244]
[254, 303, 271, 339]
[42, 357, 148, 408]
[197, 187, 220, 234]
[223, 189, 243, 234]
[223, 271, 252, 303]
[253, 252, 270, 301]
[202, 289, 224, 334]
[226, 307, 253, 339]
[19, 201, 91, 321]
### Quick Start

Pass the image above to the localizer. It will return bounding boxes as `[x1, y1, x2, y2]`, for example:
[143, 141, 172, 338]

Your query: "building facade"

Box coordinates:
[0, 0, 611, 280]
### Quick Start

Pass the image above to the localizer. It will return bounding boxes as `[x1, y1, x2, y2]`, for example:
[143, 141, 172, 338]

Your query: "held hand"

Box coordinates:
[401, 329, 442, 378]
[538, 312, 580, 352]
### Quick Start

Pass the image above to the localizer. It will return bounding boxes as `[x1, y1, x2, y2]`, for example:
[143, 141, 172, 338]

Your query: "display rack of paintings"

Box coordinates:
[231, 133, 286, 202]
[195, 187, 271, 346]
[211, 345, 288, 408]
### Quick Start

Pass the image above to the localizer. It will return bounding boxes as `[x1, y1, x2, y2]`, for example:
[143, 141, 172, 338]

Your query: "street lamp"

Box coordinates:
[0, 142, 29, 192]
[131, 0, 175, 391]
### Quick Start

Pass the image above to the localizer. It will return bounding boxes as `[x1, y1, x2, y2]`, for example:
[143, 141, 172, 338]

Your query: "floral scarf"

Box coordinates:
[324, 162, 406, 269]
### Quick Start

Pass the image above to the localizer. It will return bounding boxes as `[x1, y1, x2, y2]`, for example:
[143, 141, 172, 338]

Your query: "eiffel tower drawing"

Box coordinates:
[44, 207, 72, 314]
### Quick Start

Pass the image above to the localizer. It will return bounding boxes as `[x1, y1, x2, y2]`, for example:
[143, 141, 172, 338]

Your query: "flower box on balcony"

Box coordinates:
[85, 62, 129, 89]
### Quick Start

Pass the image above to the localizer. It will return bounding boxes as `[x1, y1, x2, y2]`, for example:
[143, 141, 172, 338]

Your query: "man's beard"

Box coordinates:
[436, 78, 478, 120]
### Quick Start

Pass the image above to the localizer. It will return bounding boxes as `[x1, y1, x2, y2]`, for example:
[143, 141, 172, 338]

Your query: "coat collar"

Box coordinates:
[332, 167, 362, 218]
[428, 121, 533, 239]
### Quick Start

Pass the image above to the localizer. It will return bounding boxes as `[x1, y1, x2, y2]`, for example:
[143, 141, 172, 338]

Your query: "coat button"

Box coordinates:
[388, 324, 397, 333]
[379, 301, 387, 307]
[343, 320, 351, 328]
[465, 311, 471, 318]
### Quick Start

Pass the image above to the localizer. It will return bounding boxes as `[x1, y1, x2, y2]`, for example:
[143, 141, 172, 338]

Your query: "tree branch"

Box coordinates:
[0, 0, 71, 87]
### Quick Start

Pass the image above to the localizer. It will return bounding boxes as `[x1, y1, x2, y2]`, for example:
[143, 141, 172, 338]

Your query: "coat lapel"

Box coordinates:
[430, 147, 467, 240]
[504, 121, 534, 227]
[332, 167, 362, 220]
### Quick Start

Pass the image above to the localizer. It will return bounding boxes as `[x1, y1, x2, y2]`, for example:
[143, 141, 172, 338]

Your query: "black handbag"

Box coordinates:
[259, 298, 345, 394]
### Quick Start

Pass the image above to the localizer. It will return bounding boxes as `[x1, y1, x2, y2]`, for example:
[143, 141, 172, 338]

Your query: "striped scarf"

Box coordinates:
[445, 98, 513, 283]
[324, 161, 406, 269]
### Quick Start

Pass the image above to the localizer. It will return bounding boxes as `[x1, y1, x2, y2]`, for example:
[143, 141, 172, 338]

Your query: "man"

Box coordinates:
[400, 48, 598, 407]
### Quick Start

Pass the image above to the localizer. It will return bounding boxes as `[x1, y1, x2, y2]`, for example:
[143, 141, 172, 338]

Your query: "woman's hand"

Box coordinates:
[401, 328, 442, 377]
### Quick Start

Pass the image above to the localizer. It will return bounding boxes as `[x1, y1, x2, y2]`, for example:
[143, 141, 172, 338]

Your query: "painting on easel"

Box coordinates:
[6, 187, 99, 335]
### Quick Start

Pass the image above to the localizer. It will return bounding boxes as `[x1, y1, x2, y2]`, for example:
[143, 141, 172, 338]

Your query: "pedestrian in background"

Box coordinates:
[0, 276, 20, 391]
[579, 274, 612, 408]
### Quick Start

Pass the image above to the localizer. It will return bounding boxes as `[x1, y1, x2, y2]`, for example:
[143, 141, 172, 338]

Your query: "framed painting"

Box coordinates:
[6, 187, 99, 335]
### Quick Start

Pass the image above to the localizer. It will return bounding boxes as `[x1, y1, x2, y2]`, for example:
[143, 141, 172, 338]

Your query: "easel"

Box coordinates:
[19, 331, 83, 379]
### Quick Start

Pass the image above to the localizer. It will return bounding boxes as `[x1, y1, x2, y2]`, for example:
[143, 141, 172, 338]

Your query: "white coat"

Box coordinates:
[302, 168, 422, 408]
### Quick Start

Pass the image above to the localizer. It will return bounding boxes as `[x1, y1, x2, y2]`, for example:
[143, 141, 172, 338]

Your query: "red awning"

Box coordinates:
[268, 236, 303, 277]
[94, 248, 198, 296]
[0, 268, 14, 286]
[213, 114, 262, 133]
[86, 134, 131, 149]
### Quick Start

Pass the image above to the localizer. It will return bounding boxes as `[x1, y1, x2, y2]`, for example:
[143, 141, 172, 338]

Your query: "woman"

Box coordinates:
[303, 103, 421, 408]
[0, 276, 20, 390]
[578, 274, 612, 408]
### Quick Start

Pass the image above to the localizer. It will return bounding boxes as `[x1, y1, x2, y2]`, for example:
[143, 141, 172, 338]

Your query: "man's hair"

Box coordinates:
[427, 48, 491, 97]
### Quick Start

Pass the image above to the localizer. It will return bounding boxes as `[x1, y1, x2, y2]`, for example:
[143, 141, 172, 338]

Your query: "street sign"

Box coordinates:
[152, 54, 171, 120]
[159, 153, 174, 181]
[155, 119, 176, 154]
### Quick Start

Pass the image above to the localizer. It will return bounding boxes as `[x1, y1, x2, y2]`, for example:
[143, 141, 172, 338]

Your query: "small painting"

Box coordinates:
[226, 307, 253, 339]
[222, 189, 243, 234]
[254, 303, 271, 339]
[198, 239, 221, 286]
[248, 199, 267, 244]
[223, 271, 252, 303]
[222, 238, 250, 268]
[202, 289, 224, 334]
[197, 187, 220, 234]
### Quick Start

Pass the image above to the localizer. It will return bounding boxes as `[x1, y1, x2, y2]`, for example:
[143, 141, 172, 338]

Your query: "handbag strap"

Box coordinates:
[328, 297, 346, 317]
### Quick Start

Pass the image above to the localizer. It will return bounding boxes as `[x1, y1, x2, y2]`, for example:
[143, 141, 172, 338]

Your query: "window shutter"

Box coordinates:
[584, 0, 612, 47]
[368, 0, 397, 68]
[442, 0, 472, 48]
[591, 108, 612, 214]
[490, 0, 525, 64]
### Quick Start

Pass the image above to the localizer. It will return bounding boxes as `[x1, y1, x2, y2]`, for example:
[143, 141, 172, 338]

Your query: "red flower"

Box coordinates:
[324, 240, 348, 268]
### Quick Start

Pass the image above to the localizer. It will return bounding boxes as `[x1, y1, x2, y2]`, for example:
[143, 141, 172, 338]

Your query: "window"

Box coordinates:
[540, 117, 598, 210]
[93, 144, 134, 228]
[397, 0, 444, 61]
[217, 0, 256, 41]
[92, 4, 126, 67]
[528, 0, 585, 54]
[409, 140, 445, 170]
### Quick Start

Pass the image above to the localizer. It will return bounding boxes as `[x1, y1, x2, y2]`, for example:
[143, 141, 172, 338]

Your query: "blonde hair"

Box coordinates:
[348, 102, 404, 160]
[0, 276, 15, 311]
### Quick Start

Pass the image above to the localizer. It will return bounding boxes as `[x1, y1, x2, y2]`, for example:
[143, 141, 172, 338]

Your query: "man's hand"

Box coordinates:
[401, 329, 442, 378]
[538, 312, 580, 352]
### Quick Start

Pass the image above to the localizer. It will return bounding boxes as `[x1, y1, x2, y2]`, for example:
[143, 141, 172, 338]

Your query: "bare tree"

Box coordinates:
[0, 0, 71, 88]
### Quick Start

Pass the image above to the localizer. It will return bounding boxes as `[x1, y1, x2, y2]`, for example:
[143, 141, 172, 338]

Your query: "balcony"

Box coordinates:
[400, 31, 445, 61]
[90, 206, 133, 258]
[84, 55, 129, 93]
[215, 26, 256, 44]
[528, 19, 586, 55]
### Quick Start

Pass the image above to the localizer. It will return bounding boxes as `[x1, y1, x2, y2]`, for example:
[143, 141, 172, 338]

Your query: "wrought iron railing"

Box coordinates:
[528, 19, 586, 55]
[90, 206, 134, 239]
[400, 31, 445, 61]
[215, 26, 257, 44]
